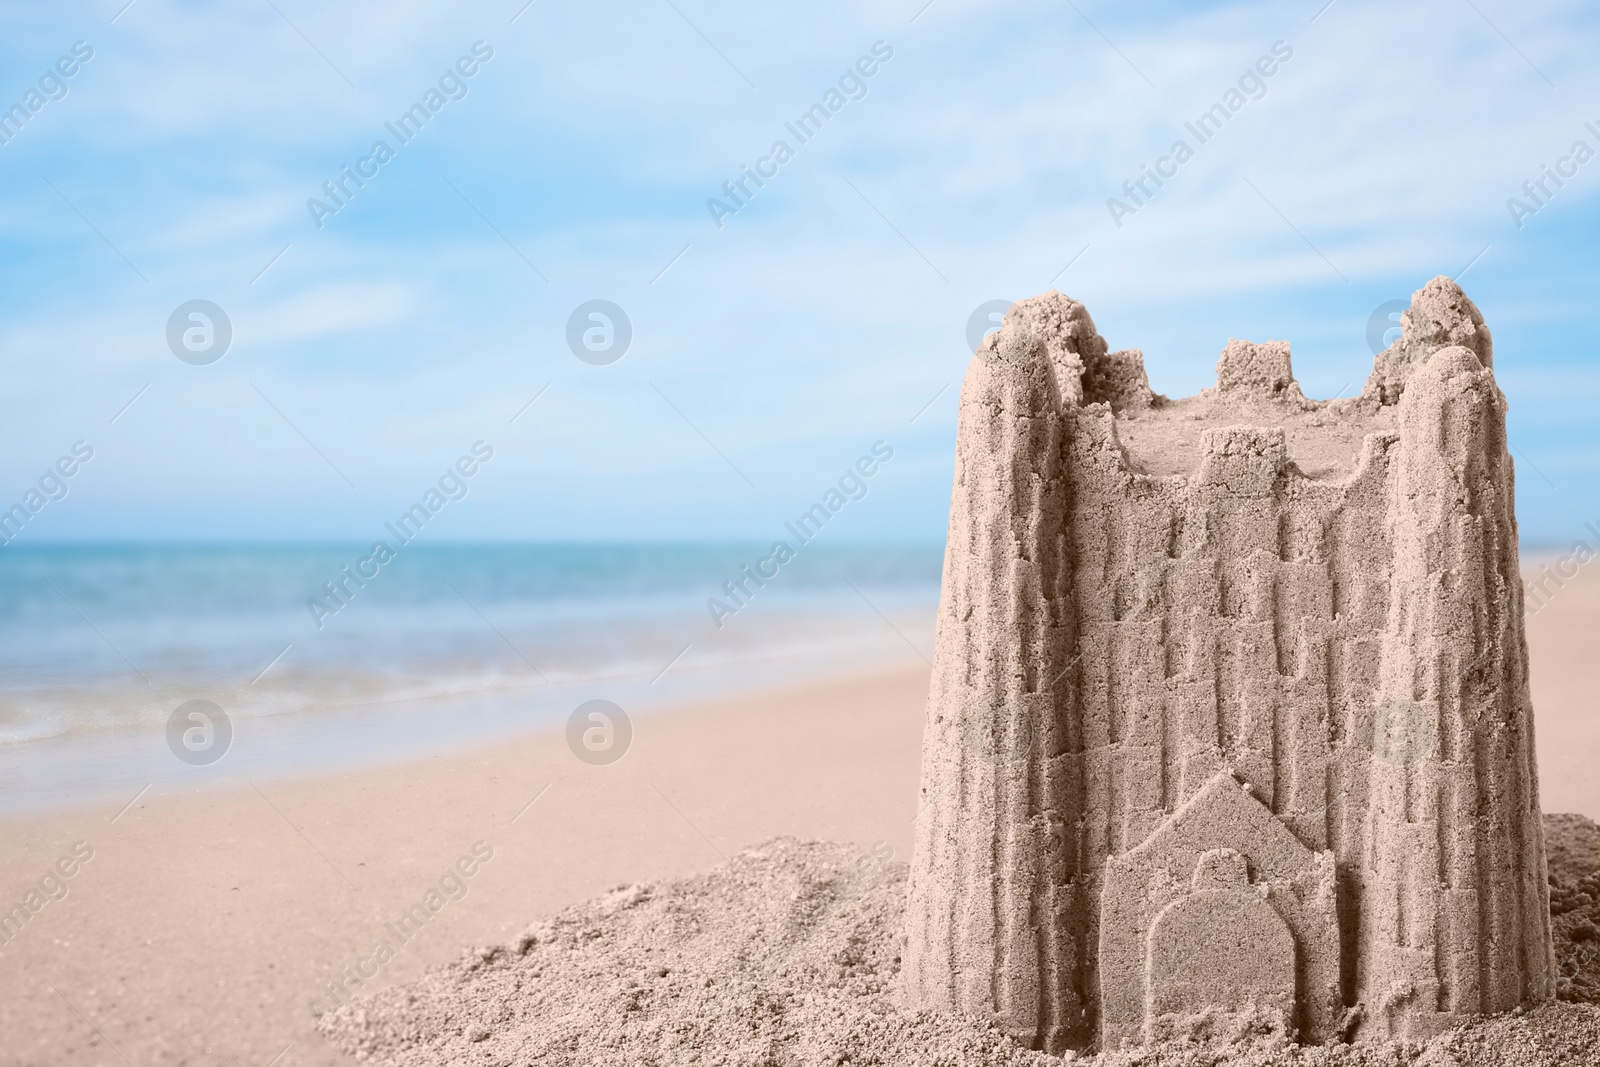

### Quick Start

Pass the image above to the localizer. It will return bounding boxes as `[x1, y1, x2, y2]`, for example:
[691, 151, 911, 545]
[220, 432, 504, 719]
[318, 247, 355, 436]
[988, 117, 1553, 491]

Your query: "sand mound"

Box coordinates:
[319, 837, 1056, 1066]
[1546, 813, 1600, 1005]
[318, 820, 1598, 1067]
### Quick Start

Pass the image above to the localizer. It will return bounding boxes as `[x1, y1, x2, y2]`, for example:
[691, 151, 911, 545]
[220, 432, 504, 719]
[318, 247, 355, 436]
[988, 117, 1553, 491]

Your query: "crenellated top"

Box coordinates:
[974, 276, 1498, 489]
[1365, 275, 1494, 403]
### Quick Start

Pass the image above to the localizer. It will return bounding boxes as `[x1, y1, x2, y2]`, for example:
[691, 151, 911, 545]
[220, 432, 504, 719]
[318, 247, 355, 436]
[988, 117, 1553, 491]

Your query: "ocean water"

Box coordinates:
[0, 543, 943, 812]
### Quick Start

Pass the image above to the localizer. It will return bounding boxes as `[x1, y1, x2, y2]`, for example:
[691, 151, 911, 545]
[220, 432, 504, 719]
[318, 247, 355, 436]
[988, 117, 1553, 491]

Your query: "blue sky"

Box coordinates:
[0, 0, 1596, 545]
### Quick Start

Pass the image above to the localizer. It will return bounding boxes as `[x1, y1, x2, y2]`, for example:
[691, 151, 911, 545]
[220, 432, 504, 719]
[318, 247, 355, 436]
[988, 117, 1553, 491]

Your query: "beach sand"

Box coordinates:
[1525, 552, 1600, 820]
[315, 827, 1598, 1067]
[0, 665, 931, 1067]
[1, 565, 1597, 1066]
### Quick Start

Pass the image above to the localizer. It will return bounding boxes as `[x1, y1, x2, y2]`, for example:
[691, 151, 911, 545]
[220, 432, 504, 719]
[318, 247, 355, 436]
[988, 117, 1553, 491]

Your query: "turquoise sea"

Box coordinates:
[0, 543, 943, 812]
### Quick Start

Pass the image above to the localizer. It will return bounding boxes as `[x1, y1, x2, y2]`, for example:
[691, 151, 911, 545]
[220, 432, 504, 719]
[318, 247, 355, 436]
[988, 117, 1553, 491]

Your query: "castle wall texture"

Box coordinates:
[900, 278, 1556, 1053]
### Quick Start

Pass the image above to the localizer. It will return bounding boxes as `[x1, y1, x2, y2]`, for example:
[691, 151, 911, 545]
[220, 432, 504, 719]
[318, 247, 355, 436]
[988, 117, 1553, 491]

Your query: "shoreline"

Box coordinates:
[0, 663, 932, 1067]
[3, 549, 1584, 816]
[0, 633, 935, 817]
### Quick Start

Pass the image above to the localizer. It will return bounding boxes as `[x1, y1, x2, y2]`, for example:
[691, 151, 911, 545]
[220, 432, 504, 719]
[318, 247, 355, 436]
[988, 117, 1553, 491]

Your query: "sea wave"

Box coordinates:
[0, 542, 943, 748]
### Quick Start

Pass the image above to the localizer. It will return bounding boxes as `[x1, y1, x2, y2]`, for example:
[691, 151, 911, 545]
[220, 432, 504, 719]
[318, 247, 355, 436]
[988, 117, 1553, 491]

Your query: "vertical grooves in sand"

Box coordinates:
[902, 296, 1087, 1050]
[902, 279, 1556, 1054]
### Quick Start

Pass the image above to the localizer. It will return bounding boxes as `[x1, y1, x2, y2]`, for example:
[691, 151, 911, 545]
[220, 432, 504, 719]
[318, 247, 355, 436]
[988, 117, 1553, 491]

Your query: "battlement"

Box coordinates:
[979, 276, 1496, 488]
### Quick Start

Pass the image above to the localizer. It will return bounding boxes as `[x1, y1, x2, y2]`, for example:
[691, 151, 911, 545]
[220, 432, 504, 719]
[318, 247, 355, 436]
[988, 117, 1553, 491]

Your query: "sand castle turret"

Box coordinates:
[902, 278, 1555, 1053]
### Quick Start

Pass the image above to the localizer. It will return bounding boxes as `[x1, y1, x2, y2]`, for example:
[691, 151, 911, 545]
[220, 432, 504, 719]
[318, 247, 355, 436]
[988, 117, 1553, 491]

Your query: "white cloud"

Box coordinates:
[0, 0, 1596, 540]
[239, 280, 424, 347]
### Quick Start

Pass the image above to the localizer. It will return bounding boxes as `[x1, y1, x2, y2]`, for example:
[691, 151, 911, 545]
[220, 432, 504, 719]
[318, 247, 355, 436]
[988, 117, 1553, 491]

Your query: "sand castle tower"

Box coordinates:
[902, 278, 1555, 1052]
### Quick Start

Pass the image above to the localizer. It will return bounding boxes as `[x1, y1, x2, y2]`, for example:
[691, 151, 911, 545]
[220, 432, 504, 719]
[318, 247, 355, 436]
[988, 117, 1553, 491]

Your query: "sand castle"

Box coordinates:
[902, 278, 1556, 1053]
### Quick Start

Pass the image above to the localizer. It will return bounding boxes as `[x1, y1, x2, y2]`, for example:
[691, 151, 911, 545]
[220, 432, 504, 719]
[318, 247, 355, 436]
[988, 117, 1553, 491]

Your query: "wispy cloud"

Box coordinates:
[0, 0, 1595, 541]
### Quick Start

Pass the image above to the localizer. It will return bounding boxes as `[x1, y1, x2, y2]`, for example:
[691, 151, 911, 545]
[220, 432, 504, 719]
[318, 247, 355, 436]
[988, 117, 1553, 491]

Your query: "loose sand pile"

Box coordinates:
[318, 815, 1598, 1066]
[1546, 813, 1600, 1004]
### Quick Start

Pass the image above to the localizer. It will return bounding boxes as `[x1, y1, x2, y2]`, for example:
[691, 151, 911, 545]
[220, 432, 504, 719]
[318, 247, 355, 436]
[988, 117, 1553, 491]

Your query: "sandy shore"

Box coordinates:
[1524, 553, 1600, 819]
[0, 665, 931, 1067]
[1, 565, 1597, 1066]
[315, 828, 1597, 1067]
